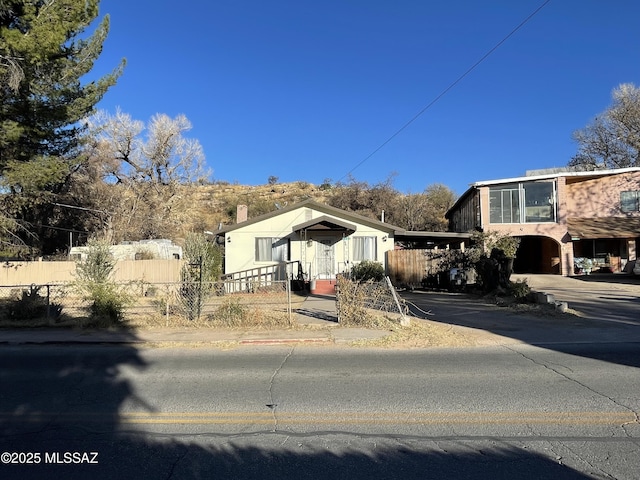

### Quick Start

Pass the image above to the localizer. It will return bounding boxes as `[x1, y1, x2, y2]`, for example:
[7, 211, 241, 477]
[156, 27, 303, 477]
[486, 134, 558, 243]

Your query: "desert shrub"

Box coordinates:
[85, 282, 130, 321]
[74, 238, 131, 324]
[350, 260, 385, 282]
[336, 276, 399, 328]
[180, 233, 223, 320]
[319, 178, 333, 190]
[213, 297, 248, 326]
[507, 279, 531, 301]
[2, 285, 63, 321]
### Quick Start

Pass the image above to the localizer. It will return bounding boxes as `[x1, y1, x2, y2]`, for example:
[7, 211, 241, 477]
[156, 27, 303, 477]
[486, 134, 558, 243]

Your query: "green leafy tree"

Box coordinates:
[0, 0, 124, 254]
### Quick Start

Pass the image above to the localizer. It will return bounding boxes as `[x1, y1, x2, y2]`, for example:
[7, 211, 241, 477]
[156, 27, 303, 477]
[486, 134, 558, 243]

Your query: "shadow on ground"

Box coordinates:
[0, 341, 591, 480]
[402, 287, 640, 368]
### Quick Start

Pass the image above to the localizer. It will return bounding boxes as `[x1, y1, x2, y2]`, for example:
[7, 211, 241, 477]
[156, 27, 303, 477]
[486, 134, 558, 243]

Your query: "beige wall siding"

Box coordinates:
[565, 172, 640, 218]
[0, 259, 183, 285]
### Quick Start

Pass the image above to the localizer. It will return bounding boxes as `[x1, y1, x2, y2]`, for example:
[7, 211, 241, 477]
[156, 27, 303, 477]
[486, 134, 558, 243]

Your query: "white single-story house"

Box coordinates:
[215, 200, 401, 293]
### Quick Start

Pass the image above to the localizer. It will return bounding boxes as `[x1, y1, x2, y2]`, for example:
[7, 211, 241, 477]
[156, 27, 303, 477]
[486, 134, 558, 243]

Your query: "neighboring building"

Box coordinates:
[69, 239, 183, 261]
[446, 167, 640, 276]
[215, 200, 401, 292]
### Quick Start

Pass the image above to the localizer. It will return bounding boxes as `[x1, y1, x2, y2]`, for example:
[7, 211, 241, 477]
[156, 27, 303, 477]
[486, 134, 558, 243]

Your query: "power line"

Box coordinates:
[339, 0, 552, 182]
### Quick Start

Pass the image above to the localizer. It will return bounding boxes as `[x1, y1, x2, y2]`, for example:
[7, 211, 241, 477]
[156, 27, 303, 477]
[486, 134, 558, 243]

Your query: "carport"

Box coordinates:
[513, 235, 562, 275]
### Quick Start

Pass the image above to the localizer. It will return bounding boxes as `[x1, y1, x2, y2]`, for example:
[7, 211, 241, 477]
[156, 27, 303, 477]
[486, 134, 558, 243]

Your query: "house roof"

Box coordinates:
[292, 215, 356, 233]
[214, 199, 402, 235]
[471, 167, 640, 188]
[567, 217, 640, 239]
[447, 167, 640, 218]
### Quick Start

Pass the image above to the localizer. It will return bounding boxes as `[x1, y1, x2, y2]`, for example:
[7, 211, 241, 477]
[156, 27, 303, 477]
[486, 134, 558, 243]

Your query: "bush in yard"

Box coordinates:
[506, 279, 532, 302]
[2, 285, 63, 322]
[180, 232, 223, 320]
[74, 238, 131, 324]
[350, 260, 385, 282]
[470, 231, 521, 292]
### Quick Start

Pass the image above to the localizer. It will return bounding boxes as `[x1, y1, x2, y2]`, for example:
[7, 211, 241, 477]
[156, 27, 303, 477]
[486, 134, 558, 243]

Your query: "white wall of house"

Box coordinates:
[223, 206, 394, 278]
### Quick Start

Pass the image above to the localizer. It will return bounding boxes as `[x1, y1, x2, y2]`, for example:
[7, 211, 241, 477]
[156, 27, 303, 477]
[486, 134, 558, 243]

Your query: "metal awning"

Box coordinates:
[292, 215, 357, 234]
[567, 218, 640, 239]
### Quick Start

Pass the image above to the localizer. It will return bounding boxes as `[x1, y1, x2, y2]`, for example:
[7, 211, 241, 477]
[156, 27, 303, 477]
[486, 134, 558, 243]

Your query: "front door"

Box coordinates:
[316, 239, 335, 279]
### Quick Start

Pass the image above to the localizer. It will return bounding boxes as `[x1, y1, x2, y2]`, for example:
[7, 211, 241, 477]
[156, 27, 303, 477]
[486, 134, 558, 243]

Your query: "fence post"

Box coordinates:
[335, 278, 341, 324]
[46, 284, 52, 325]
[286, 278, 292, 325]
[386, 276, 409, 326]
[166, 288, 170, 327]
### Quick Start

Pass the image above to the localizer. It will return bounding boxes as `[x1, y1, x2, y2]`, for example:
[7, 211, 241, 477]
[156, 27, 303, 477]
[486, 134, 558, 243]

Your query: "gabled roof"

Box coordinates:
[215, 199, 401, 234]
[292, 215, 356, 234]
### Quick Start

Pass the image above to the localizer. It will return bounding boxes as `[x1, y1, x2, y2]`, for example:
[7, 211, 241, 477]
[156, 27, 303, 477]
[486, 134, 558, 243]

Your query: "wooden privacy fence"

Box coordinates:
[386, 249, 446, 287]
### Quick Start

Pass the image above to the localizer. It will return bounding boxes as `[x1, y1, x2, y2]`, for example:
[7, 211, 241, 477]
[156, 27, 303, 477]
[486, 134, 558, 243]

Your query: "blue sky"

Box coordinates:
[89, 1, 640, 196]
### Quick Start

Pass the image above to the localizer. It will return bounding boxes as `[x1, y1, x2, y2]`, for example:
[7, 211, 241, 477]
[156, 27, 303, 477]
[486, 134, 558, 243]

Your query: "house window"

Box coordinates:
[255, 237, 289, 262]
[352, 236, 376, 261]
[489, 184, 519, 223]
[523, 181, 554, 222]
[620, 191, 640, 212]
[489, 181, 556, 224]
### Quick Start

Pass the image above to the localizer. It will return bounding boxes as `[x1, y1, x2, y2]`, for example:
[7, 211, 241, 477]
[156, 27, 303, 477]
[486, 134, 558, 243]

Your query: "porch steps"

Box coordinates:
[311, 279, 337, 295]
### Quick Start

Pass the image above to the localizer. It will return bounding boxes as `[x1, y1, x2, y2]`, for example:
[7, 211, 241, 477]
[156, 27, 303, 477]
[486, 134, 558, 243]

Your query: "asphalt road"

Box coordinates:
[1, 343, 639, 479]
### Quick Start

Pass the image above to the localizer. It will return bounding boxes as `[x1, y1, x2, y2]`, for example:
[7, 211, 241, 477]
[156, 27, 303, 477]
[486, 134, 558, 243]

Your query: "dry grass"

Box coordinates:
[349, 316, 477, 348]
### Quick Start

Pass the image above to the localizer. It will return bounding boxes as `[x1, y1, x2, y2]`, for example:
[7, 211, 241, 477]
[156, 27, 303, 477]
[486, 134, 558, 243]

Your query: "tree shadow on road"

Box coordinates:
[0, 340, 594, 480]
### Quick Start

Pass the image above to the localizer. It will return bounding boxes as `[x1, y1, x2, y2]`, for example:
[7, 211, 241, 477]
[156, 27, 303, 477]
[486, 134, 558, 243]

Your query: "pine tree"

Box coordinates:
[0, 0, 124, 255]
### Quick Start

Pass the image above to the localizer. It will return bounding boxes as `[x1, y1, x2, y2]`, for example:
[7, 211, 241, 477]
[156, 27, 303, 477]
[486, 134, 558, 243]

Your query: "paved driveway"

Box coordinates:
[513, 273, 640, 326]
[400, 273, 640, 347]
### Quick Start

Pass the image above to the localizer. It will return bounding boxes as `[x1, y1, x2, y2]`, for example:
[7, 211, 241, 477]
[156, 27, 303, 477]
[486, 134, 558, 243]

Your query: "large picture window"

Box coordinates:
[352, 236, 376, 261]
[255, 237, 289, 262]
[489, 181, 556, 224]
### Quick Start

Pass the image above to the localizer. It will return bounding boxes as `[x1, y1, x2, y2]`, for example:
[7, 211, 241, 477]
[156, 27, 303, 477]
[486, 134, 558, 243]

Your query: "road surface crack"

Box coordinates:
[503, 346, 640, 437]
[268, 346, 294, 432]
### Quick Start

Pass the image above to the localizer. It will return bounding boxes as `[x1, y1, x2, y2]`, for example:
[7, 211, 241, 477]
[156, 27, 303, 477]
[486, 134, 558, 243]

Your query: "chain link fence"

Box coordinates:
[0, 279, 295, 327]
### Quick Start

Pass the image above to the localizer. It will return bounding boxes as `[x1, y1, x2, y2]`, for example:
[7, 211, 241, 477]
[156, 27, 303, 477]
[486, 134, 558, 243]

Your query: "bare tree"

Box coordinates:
[569, 83, 640, 170]
[83, 109, 210, 241]
[394, 193, 429, 231]
[391, 184, 456, 232]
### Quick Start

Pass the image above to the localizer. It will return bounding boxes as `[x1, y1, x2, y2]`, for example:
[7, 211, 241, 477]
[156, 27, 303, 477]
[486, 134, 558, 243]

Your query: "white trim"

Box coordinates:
[472, 167, 640, 188]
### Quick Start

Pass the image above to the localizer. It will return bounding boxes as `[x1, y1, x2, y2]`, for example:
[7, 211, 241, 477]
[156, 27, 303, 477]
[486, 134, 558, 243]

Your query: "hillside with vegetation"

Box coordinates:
[148, 177, 456, 247]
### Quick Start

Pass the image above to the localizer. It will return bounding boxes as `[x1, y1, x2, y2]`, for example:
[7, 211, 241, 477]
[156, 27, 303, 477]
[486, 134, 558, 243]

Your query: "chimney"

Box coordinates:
[237, 204, 248, 223]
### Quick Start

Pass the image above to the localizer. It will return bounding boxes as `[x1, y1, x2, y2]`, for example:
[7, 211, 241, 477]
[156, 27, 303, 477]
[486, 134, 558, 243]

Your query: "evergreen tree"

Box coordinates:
[0, 0, 124, 255]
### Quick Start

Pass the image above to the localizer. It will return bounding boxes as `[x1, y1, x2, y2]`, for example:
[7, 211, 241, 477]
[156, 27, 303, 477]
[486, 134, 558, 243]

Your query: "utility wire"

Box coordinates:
[339, 0, 552, 182]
